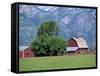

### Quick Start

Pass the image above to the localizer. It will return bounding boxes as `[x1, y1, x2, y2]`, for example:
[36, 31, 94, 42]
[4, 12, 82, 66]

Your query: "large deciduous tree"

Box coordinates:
[37, 21, 58, 37]
[31, 21, 66, 56]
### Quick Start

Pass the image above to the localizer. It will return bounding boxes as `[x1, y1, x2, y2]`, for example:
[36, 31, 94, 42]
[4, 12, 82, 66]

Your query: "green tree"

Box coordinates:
[37, 21, 58, 37]
[31, 21, 66, 56]
[50, 36, 66, 56]
[38, 34, 52, 56]
[31, 34, 52, 56]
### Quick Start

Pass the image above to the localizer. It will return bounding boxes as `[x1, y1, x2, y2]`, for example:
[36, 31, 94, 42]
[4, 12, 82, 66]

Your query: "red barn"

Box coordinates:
[19, 46, 35, 58]
[66, 37, 89, 54]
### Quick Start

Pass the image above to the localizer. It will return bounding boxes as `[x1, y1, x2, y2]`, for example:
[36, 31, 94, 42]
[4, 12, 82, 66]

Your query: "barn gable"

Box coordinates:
[68, 38, 78, 47]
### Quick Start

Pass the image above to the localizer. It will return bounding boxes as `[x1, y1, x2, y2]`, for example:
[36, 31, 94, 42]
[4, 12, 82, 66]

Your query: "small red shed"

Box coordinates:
[19, 46, 35, 58]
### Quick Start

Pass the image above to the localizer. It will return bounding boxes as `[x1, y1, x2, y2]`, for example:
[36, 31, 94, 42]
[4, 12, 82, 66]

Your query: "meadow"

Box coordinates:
[19, 54, 96, 71]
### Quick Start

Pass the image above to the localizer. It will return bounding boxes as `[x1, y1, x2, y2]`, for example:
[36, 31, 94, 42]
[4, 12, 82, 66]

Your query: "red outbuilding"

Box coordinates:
[66, 37, 89, 54]
[19, 46, 35, 58]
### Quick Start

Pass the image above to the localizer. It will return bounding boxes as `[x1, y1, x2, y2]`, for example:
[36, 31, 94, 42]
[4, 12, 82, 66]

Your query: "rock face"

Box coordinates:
[19, 5, 96, 49]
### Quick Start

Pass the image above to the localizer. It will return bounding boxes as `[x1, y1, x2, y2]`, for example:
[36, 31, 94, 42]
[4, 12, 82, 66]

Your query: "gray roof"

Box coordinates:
[19, 46, 29, 51]
[66, 47, 79, 51]
[73, 37, 88, 48]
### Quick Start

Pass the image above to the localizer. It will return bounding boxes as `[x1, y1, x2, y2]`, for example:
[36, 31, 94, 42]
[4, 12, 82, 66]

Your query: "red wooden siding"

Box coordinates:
[68, 38, 78, 47]
[24, 47, 35, 57]
[19, 51, 23, 58]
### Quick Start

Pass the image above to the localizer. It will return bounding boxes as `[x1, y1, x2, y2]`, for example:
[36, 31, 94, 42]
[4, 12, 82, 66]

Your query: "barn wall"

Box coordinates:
[68, 38, 78, 47]
[65, 51, 75, 55]
[75, 48, 88, 54]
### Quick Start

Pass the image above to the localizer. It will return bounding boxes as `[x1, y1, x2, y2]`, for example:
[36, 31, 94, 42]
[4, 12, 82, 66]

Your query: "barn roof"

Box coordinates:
[73, 37, 88, 48]
[19, 46, 29, 51]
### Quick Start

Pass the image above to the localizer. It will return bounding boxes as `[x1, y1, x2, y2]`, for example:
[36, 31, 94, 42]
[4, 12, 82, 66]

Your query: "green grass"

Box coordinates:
[19, 54, 96, 71]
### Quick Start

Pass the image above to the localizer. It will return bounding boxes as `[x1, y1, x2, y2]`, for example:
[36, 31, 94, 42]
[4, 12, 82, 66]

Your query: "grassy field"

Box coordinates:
[19, 54, 96, 71]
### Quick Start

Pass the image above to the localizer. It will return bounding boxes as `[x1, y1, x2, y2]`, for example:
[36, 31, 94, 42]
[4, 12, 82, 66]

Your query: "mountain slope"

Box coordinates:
[19, 5, 96, 49]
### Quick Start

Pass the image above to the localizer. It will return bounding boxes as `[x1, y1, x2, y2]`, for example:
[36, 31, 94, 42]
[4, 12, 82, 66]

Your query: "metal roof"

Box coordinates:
[66, 47, 79, 51]
[19, 46, 29, 51]
[73, 37, 88, 48]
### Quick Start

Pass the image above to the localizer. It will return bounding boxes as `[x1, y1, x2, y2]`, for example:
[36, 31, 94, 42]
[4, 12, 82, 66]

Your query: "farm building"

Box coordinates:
[66, 37, 89, 54]
[19, 46, 35, 58]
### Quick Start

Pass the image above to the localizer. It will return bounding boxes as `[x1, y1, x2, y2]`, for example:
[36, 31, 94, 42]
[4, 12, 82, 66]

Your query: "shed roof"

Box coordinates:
[19, 46, 29, 51]
[67, 47, 79, 51]
[73, 37, 88, 48]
